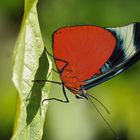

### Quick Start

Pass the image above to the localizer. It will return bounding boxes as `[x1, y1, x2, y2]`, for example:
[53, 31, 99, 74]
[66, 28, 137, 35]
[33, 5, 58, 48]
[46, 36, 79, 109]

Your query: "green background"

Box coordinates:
[0, 0, 140, 140]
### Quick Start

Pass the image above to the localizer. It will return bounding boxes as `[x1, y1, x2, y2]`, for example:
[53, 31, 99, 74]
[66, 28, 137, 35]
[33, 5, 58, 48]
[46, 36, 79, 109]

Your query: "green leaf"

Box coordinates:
[12, 0, 52, 139]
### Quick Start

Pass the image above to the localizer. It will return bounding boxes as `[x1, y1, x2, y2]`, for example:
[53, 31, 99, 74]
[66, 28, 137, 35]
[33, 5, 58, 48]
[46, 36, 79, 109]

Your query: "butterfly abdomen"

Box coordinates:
[60, 66, 85, 93]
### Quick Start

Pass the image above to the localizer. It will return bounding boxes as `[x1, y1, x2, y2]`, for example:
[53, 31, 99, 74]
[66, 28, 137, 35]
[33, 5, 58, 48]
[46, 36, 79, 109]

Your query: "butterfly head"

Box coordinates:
[75, 89, 88, 100]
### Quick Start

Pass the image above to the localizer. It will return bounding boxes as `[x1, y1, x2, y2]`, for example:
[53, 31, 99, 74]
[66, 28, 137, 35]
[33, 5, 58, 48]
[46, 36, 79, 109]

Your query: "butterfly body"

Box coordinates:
[60, 65, 85, 93]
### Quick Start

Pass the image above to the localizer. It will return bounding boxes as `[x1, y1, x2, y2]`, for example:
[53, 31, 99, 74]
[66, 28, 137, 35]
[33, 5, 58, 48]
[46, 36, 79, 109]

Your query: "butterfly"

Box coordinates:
[33, 22, 140, 138]
[40, 22, 140, 101]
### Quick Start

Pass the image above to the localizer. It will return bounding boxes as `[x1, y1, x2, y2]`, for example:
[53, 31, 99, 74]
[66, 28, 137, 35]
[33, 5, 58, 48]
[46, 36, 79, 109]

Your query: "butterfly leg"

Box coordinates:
[44, 47, 69, 74]
[39, 48, 69, 103]
[42, 84, 69, 104]
[32, 48, 69, 85]
[45, 49, 60, 73]
[52, 68, 59, 74]
[32, 61, 68, 85]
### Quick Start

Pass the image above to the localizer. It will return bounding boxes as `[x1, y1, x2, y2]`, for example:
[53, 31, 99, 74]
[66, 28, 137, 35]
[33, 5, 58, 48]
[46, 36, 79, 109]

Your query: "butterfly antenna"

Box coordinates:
[88, 97, 119, 140]
[86, 93, 110, 114]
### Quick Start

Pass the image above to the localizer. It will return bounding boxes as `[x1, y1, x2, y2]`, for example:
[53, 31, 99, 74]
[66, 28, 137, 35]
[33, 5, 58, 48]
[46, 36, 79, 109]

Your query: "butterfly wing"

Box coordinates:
[53, 26, 116, 84]
[82, 22, 140, 90]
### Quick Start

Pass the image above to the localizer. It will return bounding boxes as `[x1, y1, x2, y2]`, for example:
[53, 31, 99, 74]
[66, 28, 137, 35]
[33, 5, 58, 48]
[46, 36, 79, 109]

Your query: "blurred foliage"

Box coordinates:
[0, 0, 140, 140]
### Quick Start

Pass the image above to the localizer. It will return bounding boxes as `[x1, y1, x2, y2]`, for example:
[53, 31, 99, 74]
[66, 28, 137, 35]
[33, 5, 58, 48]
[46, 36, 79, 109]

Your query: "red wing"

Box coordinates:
[53, 26, 116, 81]
[82, 23, 140, 90]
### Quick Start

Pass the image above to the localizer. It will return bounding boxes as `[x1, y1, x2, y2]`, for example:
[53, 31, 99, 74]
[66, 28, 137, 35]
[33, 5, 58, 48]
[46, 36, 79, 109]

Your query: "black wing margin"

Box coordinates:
[82, 22, 140, 91]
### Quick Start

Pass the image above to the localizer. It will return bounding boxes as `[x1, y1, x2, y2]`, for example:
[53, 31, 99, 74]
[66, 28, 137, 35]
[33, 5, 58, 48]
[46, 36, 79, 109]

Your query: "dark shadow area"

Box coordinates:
[26, 48, 49, 125]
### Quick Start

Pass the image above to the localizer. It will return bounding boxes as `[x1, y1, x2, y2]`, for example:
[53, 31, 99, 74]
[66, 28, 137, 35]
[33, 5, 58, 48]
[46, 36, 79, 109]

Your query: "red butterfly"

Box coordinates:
[41, 23, 140, 101]
[33, 23, 140, 138]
